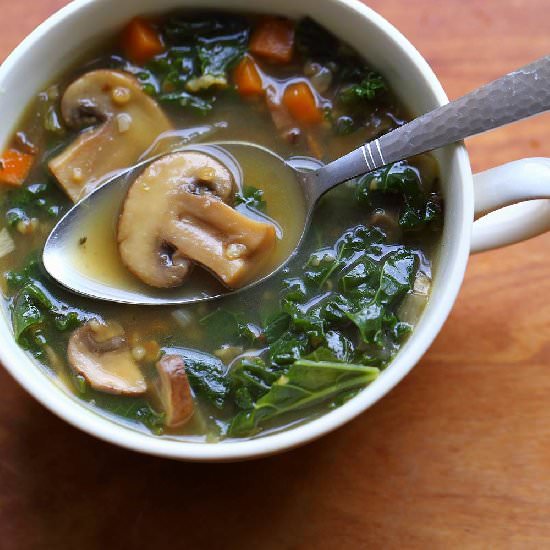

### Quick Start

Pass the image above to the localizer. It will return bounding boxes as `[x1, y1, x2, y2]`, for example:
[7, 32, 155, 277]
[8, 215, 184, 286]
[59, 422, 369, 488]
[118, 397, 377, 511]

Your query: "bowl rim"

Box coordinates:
[0, 0, 472, 461]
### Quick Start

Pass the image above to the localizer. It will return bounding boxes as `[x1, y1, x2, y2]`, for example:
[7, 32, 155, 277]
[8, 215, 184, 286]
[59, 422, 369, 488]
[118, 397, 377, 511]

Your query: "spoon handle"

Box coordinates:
[314, 55, 550, 192]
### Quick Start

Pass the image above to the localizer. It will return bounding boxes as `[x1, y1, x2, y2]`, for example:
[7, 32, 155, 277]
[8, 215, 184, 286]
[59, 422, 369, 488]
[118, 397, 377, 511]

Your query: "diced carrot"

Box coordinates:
[282, 81, 322, 125]
[233, 56, 264, 96]
[249, 17, 295, 63]
[121, 18, 164, 64]
[0, 149, 34, 187]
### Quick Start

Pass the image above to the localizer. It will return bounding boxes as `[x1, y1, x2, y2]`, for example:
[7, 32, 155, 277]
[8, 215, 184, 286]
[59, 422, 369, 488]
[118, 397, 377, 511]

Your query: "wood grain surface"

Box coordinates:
[1, 1, 549, 548]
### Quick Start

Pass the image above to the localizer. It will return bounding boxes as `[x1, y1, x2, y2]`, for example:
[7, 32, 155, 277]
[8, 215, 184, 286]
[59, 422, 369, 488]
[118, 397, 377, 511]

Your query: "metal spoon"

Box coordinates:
[44, 55, 550, 305]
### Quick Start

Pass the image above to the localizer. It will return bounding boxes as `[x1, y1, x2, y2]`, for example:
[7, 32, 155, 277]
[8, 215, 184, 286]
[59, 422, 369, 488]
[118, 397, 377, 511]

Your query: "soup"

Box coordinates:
[0, 13, 443, 440]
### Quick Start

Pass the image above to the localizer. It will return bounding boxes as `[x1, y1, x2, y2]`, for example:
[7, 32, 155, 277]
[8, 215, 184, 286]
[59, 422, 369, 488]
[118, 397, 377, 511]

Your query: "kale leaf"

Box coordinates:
[163, 347, 229, 409]
[5, 257, 83, 359]
[4, 181, 64, 228]
[263, 311, 291, 343]
[143, 14, 249, 104]
[228, 358, 379, 437]
[355, 162, 442, 230]
[158, 90, 214, 114]
[346, 250, 417, 343]
[86, 392, 165, 435]
[229, 356, 280, 410]
[339, 72, 387, 103]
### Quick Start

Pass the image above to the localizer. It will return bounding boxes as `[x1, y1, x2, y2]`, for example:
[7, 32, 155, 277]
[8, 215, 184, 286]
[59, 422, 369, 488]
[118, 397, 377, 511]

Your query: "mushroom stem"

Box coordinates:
[155, 355, 194, 428]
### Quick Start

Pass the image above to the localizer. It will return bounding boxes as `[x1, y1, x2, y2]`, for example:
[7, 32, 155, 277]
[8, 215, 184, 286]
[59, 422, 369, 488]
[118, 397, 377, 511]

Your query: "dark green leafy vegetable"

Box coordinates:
[5, 257, 83, 359]
[229, 356, 280, 410]
[234, 185, 267, 212]
[224, 220, 423, 434]
[339, 72, 386, 103]
[355, 162, 442, 229]
[269, 332, 310, 365]
[347, 250, 417, 343]
[158, 90, 214, 114]
[195, 21, 249, 80]
[263, 312, 291, 343]
[131, 15, 250, 113]
[229, 358, 379, 436]
[86, 393, 165, 435]
[163, 347, 229, 409]
[4, 181, 64, 228]
[296, 17, 340, 60]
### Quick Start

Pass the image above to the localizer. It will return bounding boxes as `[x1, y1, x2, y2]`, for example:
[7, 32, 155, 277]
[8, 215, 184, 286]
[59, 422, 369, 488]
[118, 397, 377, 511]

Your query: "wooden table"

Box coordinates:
[1, 1, 549, 548]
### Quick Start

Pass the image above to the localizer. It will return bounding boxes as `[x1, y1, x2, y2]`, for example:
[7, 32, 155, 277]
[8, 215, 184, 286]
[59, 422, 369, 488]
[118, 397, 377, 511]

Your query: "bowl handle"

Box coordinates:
[471, 157, 550, 253]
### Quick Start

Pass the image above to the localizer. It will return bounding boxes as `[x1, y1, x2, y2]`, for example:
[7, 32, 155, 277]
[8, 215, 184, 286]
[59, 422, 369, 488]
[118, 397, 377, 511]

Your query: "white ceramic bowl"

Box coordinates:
[1, 0, 549, 461]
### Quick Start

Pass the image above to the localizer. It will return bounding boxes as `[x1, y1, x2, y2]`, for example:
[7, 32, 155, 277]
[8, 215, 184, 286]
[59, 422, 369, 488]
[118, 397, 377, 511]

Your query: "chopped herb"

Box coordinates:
[234, 185, 267, 212]
[339, 72, 386, 103]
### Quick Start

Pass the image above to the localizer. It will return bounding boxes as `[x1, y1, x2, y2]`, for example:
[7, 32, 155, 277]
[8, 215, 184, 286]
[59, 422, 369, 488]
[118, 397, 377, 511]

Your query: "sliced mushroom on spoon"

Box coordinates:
[44, 56, 550, 305]
[117, 151, 276, 289]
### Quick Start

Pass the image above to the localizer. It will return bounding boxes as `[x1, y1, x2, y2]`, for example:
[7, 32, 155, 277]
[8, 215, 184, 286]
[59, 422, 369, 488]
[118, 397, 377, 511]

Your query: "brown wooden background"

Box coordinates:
[1, 1, 549, 548]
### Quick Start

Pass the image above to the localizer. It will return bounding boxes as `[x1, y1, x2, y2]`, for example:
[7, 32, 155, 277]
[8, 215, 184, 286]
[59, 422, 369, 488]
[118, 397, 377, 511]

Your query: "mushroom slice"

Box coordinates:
[118, 151, 276, 289]
[49, 70, 172, 201]
[155, 355, 194, 428]
[67, 320, 147, 395]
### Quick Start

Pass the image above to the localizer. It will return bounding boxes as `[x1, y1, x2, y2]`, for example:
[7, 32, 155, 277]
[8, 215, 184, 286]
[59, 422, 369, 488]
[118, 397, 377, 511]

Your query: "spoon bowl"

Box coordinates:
[43, 142, 319, 305]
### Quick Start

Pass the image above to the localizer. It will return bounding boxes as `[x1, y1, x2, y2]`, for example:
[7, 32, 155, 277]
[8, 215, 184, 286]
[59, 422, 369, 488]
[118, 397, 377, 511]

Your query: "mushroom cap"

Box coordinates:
[155, 355, 194, 428]
[67, 321, 147, 395]
[118, 151, 276, 289]
[49, 70, 172, 202]
[118, 150, 234, 288]
[118, 150, 272, 289]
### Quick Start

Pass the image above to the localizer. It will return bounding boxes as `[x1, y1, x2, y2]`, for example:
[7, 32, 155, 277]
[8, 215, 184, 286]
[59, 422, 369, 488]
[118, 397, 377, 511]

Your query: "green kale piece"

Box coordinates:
[5, 257, 83, 359]
[228, 357, 379, 436]
[324, 331, 355, 362]
[234, 186, 267, 212]
[4, 181, 64, 228]
[196, 25, 249, 80]
[347, 250, 418, 343]
[11, 282, 82, 350]
[86, 393, 165, 435]
[158, 90, 214, 114]
[263, 311, 291, 343]
[163, 347, 229, 409]
[224, 223, 427, 436]
[229, 356, 280, 410]
[268, 332, 310, 366]
[303, 247, 341, 289]
[355, 161, 442, 230]
[162, 15, 249, 88]
[339, 72, 387, 103]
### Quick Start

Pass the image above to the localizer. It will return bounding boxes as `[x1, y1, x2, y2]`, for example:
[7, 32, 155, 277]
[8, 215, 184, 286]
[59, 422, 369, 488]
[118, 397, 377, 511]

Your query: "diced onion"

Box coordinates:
[116, 113, 133, 133]
[413, 273, 431, 295]
[0, 228, 15, 259]
[171, 309, 194, 329]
